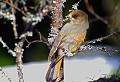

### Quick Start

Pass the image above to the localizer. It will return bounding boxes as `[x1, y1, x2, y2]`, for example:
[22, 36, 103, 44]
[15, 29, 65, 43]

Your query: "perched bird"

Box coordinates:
[46, 10, 89, 81]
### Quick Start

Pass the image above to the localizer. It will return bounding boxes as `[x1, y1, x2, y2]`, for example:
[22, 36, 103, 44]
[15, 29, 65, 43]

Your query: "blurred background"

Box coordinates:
[0, 0, 120, 74]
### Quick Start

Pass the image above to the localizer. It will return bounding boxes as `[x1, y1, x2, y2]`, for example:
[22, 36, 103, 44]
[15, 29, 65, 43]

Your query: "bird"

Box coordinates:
[46, 9, 89, 81]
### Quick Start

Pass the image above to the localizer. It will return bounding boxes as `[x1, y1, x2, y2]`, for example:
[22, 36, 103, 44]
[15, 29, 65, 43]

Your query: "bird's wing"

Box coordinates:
[48, 34, 63, 61]
[48, 23, 70, 61]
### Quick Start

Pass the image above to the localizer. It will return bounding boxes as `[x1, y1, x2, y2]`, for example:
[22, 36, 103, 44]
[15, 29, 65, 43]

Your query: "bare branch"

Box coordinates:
[35, 30, 51, 47]
[25, 30, 51, 48]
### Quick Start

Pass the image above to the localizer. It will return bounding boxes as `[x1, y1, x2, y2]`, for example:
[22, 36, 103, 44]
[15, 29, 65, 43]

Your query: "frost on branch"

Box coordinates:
[22, 12, 43, 25]
[0, 10, 16, 21]
[48, 27, 59, 45]
[0, 67, 12, 82]
[78, 44, 118, 55]
[72, 1, 80, 10]
[19, 31, 33, 39]
[48, 0, 64, 45]
[0, 37, 16, 57]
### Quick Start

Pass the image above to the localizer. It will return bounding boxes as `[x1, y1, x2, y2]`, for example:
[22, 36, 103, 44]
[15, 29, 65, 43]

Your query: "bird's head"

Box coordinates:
[67, 10, 88, 23]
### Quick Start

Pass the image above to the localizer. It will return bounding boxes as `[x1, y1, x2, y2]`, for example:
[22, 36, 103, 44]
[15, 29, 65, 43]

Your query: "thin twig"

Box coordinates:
[81, 30, 119, 46]
[26, 39, 43, 48]
[88, 31, 117, 44]
[9, 0, 18, 39]
[0, 37, 16, 57]
[25, 30, 51, 48]
[76, 30, 120, 54]
[35, 30, 50, 46]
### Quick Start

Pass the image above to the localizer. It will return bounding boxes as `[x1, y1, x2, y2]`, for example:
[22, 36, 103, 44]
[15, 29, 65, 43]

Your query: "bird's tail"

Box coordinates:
[45, 53, 64, 82]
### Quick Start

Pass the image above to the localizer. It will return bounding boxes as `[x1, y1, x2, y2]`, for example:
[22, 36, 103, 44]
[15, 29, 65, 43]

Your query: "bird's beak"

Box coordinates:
[65, 16, 70, 19]
[64, 15, 71, 22]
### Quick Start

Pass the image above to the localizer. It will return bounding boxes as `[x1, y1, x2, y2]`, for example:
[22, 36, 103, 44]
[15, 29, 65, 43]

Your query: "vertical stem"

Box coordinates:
[16, 52, 24, 82]
[15, 38, 25, 82]
[52, 0, 63, 28]
[9, 0, 24, 81]
[9, 0, 18, 39]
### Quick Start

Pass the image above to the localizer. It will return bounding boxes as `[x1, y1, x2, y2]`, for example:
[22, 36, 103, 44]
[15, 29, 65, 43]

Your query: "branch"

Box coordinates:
[25, 30, 51, 49]
[84, 0, 108, 24]
[48, 0, 64, 45]
[13, 21, 37, 82]
[0, 37, 16, 57]
[51, 0, 63, 29]
[88, 31, 117, 44]
[14, 38, 25, 82]
[9, 0, 18, 39]
[76, 30, 120, 54]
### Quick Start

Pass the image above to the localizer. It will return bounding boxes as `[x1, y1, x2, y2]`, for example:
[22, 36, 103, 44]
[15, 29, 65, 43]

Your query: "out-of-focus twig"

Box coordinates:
[111, 0, 120, 29]
[84, 0, 108, 24]
[3, 0, 27, 16]
[89, 16, 110, 24]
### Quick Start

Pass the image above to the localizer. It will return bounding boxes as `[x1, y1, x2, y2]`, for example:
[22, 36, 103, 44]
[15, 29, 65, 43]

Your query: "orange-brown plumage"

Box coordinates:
[46, 10, 89, 81]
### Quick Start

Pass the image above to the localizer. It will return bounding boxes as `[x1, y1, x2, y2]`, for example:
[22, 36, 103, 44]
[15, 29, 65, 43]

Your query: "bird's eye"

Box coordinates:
[72, 14, 78, 19]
